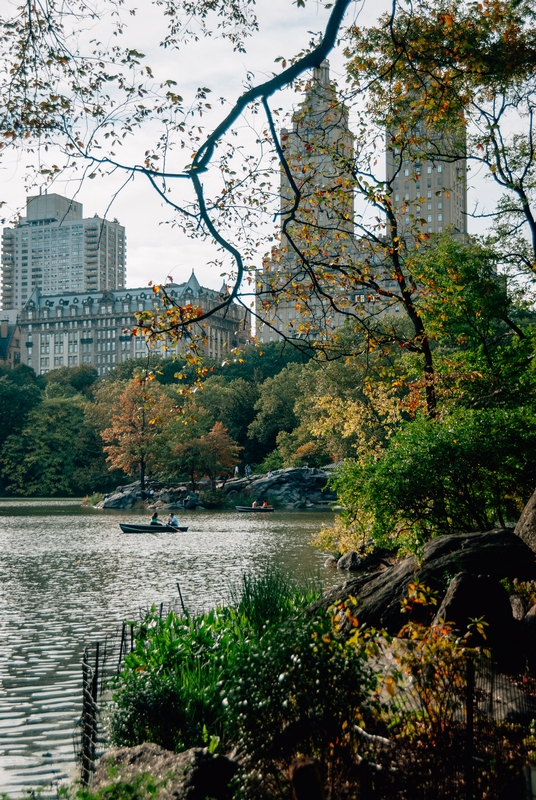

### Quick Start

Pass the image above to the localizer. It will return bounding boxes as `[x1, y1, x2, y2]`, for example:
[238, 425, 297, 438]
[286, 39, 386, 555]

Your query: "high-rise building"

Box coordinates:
[386, 123, 467, 237]
[257, 61, 361, 342]
[256, 65, 469, 342]
[1, 193, 126, 309]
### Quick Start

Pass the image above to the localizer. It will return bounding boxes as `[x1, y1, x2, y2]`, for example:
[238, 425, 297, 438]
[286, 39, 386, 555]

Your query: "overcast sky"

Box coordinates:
[1, 0, 500, 294]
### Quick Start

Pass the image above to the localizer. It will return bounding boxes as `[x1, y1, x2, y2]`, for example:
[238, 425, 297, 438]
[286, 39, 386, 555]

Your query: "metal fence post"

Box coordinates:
[465, 655, 475, 800]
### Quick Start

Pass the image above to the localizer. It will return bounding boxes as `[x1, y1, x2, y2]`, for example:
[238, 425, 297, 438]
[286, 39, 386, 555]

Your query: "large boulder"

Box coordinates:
[95, 491, 138, 509]
[92, 743, 238, 800]
[337, 551, 362, 570]
[432, 573, 517, 666]
[313, 529, 536, 635]
[514, 487, 536, 554]
[222, 468, 336, 508]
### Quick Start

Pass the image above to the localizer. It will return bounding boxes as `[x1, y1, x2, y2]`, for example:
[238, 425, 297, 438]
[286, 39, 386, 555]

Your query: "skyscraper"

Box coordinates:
[257, 61, 359, 341]
[386, 123, 467, 237]
[1, 193, 126, 309]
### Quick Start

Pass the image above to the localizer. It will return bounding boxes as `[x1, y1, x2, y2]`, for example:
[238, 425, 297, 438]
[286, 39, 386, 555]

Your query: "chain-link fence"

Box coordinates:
[75, 616, 536, 797]
[354, 657, 536, 799]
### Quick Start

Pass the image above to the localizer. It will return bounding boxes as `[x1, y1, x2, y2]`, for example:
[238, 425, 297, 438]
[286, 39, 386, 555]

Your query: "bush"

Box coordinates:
[329, 406, 536, 554]
[222, 605, 382, 796]
[109, 574, 322, 752]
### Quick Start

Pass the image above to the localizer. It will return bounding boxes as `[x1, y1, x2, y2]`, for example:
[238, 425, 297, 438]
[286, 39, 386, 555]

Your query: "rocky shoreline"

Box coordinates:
[94, 466, 338, 511]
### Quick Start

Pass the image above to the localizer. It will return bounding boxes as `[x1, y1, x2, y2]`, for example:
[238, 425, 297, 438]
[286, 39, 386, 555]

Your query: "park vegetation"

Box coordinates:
[98, 573, 525, 799]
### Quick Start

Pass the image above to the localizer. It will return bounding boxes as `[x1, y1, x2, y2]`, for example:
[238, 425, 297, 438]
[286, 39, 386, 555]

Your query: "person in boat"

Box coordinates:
[262, 501, 269, 508]
[251, 500, 258, 508]
[168, 513, 180, 528]
[150, 511, 160, 525]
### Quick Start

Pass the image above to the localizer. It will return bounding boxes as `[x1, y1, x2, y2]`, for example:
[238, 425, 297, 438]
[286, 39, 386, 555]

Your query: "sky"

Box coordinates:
[1, 0, 501, 295]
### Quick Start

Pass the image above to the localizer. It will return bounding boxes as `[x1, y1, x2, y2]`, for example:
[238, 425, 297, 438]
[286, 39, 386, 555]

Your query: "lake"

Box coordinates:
[0, 499, 339, 795]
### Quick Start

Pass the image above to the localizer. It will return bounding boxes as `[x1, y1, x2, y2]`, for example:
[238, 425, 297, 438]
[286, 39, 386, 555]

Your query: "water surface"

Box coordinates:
[0, 499, 338, 795]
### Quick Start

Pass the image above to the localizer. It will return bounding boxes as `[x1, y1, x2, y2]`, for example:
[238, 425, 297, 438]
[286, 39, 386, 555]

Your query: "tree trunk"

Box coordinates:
[140, 457, 146, 492]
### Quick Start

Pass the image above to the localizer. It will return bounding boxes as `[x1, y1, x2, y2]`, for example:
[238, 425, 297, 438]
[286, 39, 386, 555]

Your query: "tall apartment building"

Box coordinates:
[1, 193, 126, 310]
[257, 65, 469, 342]
[386, 125, 467, 237]
[257, 61, 362, 342]
[18, 271, 250, 376]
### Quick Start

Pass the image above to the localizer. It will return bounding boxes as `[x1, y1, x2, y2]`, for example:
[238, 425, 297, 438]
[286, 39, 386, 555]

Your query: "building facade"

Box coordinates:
[386, 124, 467, 237]
[1, 193, 126, 310]
[18, 272, 250, 376]
[257, 65, 469, 343]
[0, 316, 21, 369]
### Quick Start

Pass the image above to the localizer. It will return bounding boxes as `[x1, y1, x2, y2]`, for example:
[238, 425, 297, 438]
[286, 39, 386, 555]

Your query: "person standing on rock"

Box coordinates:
[234, 465, 240, 478]
[244, 464, 251, 478]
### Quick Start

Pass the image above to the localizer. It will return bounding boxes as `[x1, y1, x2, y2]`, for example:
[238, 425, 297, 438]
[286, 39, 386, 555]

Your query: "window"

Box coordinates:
[427, 191, 432, 199]
[437, 202, 443, 209]
[427, 203, 432, 210]
[40, 334, 50, 355]
[427, 215, 432, 223]
[404, 168, 409, 176]
[428, 227, 433, 233]
[427, 179, 432, 188]
[394, 194, 400, 202]
[54, 333, 63, 354]
[437, 165, 442, 173]
[427, 166, 432, 174]
[438, 227, 443, 233]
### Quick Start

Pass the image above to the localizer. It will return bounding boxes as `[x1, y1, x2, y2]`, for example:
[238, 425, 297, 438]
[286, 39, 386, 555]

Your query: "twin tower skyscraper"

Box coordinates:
[257, 61, 468, 342]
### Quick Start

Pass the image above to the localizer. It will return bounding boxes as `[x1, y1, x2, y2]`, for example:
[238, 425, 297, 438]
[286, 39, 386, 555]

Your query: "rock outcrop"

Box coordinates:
[92, 742, 238, 800]
[222, 467, 336, 508]
[313, 529, 536, 639]
[432, 573, 517, 665]
[514, 487, 536, 554]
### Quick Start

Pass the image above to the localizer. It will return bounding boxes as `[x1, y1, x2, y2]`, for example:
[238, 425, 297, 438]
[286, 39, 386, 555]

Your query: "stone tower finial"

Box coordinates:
[313, 60, 330, 88]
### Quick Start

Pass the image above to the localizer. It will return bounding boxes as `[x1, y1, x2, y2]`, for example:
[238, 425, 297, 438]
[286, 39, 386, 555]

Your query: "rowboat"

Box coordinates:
[235, 506, 274, 513]
[119, 523, 189, 534]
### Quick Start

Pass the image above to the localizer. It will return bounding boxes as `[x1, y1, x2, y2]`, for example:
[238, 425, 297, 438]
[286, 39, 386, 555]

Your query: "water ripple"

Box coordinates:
[0, 499, 337, 795]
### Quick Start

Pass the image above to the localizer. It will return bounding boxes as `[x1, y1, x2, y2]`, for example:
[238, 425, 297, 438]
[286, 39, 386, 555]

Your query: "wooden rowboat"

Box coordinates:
[119, 523, 189, 534]
[235, 506, 274, 513]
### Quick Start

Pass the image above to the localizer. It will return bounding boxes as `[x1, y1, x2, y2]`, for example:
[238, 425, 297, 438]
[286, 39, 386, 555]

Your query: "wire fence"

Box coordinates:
[74, 598, 189, 786]
[75, 616, 536, 797]
[355, 656, 536, 799]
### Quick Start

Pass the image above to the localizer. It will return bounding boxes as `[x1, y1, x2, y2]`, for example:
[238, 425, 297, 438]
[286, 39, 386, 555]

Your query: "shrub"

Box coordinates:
[329, 406, 536, 555]
[222, 602, 383, 798]
[109, 574, 322, 752]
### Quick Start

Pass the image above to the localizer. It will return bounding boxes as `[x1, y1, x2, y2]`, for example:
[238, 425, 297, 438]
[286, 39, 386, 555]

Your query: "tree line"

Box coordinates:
[2, 231, 536, 557]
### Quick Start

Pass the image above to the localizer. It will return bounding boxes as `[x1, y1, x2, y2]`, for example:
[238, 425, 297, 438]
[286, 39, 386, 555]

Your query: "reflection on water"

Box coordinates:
[0, 500, 337, 795]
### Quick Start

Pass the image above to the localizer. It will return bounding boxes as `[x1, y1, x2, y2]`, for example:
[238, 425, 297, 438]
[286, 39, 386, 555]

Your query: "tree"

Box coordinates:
[247, 362, 306, 458]
[350, 0, 536, 275]
[0, 375, 41, 451]
[1, 395, 114, 496]
[197, 376, 259, 460]
[328, 406, 536, 555]
[158, 414, 242, 488]
[101, 377, 173, 489]
[43, 364, 100, 397]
